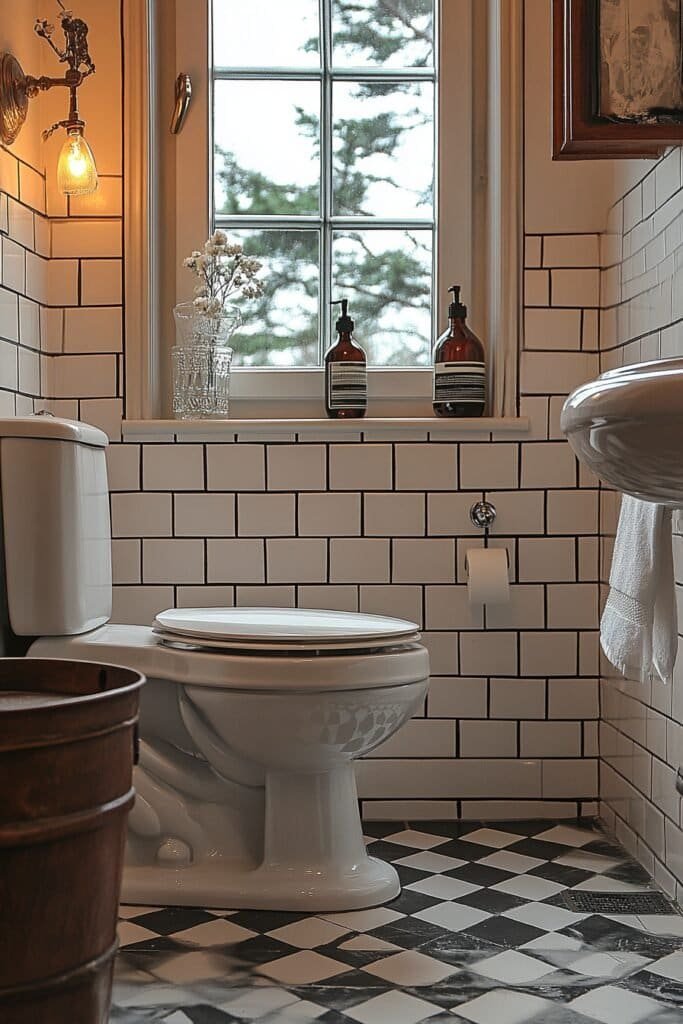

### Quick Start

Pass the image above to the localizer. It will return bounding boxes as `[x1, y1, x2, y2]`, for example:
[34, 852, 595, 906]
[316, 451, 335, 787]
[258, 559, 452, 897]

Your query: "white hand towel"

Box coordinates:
[601, 495, 676, 685]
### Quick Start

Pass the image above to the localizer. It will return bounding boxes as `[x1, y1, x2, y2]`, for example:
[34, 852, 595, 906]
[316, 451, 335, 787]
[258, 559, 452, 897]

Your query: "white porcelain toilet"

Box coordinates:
[0, 416, 430, 911]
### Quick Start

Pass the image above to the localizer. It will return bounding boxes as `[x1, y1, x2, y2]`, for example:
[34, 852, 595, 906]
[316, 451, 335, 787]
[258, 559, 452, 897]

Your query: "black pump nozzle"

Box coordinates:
[332, 298, 354, 333]
[448, 285, 467, 319]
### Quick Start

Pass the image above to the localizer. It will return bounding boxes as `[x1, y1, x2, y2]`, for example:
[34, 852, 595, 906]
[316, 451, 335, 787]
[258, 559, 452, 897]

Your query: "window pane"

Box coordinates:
[214, 82, 320, 216]
[332, 0, 434, 68]
[213, 0, 320, 68]
[333, 82, 433, 218]
[224, 230, 319, 367]
[332, 230, 432, 366]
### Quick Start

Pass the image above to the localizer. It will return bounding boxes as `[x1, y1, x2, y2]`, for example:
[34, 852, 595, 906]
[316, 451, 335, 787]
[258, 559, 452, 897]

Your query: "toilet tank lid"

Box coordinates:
[0, 415, 108, 447]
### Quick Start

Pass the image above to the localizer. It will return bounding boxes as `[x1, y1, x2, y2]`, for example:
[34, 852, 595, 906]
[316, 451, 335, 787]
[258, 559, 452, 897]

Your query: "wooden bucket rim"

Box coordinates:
[0, 657, 145, 713]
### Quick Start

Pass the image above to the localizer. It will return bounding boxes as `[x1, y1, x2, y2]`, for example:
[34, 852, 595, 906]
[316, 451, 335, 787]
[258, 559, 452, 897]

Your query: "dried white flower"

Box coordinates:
[183, 232, 265, 314]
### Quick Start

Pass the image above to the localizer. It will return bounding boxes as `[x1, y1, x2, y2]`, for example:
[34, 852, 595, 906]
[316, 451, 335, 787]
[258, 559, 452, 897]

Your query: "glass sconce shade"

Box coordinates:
[57, 126, 98, 196]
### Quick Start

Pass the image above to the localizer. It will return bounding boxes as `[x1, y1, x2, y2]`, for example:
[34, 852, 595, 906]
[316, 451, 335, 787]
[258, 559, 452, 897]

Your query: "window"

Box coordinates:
[211, 0, 436, 369]
[123, 0, 522, 419]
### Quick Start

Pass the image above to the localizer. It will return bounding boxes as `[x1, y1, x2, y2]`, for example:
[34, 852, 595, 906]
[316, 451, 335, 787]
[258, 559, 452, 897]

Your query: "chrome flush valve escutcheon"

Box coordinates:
[469, 500, 497, 530]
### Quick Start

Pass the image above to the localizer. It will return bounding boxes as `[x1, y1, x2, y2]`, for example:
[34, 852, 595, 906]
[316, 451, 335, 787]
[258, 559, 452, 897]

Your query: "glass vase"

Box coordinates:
[173, 302, 242, 348]
[172, 344, 234, 419]
[172, 302, 241, 419]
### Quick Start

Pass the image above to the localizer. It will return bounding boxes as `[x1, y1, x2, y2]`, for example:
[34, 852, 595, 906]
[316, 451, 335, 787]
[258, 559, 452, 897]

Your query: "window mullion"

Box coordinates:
[320, 0, 333, 367]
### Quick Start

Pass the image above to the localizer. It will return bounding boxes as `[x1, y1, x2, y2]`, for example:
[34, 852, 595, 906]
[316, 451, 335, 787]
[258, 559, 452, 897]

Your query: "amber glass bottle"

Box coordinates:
[433, 286, 486, 417]
[325, 299, 367, 419]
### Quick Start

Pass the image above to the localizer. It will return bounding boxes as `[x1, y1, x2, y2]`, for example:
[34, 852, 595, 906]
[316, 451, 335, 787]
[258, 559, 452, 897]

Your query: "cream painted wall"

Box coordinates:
[0, 0, 42, 174]
[523, 0, 651, 235]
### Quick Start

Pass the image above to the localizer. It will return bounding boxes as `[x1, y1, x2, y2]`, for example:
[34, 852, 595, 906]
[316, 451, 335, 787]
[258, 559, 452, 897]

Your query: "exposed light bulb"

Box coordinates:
[57, 126, 98, 197]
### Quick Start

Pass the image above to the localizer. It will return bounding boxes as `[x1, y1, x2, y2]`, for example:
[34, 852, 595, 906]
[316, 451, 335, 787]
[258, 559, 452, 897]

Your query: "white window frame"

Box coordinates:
[123, 0, 521, 420]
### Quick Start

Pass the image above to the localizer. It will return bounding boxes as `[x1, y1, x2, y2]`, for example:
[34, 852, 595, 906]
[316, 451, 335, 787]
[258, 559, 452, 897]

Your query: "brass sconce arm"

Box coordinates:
[0, 3, 95, 146]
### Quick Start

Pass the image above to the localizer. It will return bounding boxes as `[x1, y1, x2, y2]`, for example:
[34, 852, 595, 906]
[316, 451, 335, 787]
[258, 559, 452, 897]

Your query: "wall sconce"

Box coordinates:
[0, 1, 98, 197]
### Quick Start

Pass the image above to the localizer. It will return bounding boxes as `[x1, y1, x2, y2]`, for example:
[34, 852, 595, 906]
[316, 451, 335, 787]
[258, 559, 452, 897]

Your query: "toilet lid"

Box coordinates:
[154, 607, 419, 652]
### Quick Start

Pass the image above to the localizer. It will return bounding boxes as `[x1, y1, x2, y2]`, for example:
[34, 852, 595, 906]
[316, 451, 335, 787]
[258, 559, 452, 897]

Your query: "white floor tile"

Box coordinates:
[535, 825, 600, 847]
[635, 914, 683, 936]
[339, 935, 402, 952]
[118, 905, 162, 918]
[346, 990, 442, 1024]
[173, 918, 257, 946]
[383, 829, 451, 849]
[150, 952, 232, 985]
[567, 952, 650, 979]
[257, 951, 352, 985]
[476, 850, 545, 874]
[117, 922, 158, 946]
[413, 902, 491, 932]
[461, 828, 523, 849]
[645, 950, 683, 982]
[395, 851, 467, 873]
[492, 874, 566, 901]
[363, 950, 457, 986]
[521, 932, 583, 953]
[502, 902, 587, 932]
[457, 989, 553, 1024]
[469, 950, 556, 985]
[568, 984, 663, 1024]
[555, 851, 624, 873]
[266, 918, 350, 949]
[405, 875, 482, 900]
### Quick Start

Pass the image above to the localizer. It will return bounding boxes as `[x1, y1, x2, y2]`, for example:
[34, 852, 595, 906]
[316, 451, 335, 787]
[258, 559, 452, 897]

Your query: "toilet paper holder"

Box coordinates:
[467, 500, 509, 572]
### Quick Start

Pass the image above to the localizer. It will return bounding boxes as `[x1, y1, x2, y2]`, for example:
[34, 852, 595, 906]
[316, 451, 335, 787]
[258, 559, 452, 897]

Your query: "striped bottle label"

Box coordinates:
[433, 361, 486, 404]
[328, 362, 367, 411]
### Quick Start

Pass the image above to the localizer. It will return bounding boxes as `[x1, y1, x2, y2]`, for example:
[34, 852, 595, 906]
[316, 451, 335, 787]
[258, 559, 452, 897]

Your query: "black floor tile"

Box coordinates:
[446, 862, 516, 887]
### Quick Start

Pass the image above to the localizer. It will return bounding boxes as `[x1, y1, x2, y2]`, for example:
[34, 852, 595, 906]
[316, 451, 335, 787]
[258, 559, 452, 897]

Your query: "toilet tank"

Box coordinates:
[0, 416, 112, 636]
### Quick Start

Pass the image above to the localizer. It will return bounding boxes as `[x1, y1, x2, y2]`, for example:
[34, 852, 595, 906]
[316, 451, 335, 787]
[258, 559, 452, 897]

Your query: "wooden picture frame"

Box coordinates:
[553, 0, 683, 160]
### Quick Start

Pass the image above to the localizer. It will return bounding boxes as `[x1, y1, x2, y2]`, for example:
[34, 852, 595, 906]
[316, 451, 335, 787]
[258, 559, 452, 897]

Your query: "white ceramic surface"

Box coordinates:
[155, 606, 419, 643]
[153, 627, 421, 654]
[31, 626, 429, 910]
[561, 357, 683, 505]
[12, 414, 431, 911]
[0, 419, 112, 636]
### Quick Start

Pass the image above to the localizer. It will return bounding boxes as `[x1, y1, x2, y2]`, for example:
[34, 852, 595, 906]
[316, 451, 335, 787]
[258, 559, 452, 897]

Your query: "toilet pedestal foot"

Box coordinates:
[251, 764, 400, 911]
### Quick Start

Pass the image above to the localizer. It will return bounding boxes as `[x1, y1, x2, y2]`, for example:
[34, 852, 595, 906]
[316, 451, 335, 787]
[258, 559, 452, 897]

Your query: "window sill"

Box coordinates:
[122, 416, 530, 442]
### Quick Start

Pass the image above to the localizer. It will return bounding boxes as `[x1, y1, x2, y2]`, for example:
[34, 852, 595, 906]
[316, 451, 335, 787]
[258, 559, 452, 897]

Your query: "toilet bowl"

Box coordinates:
[0, 416, 430, 912]
[33, 610, 428, 910]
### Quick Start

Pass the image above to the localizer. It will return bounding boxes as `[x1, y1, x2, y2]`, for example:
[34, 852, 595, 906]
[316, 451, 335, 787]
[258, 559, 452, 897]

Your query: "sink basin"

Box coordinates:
[561, 357, 683, 505]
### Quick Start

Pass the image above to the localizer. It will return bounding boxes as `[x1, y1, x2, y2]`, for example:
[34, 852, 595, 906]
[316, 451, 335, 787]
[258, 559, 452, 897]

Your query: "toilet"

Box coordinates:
[0, 415, 430, 911]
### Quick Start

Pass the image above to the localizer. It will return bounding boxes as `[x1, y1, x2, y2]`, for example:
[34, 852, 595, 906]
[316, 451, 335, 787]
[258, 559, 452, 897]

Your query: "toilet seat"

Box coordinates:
[153, 607, 420, 653]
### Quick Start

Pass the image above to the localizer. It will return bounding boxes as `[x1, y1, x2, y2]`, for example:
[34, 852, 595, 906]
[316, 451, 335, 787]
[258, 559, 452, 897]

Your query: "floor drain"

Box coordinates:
[562, 891, 674, 915]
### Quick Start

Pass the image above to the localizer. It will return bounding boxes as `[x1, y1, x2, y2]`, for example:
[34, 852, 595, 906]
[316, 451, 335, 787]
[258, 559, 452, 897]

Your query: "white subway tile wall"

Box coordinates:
[0, 151, 46, 409]
[0, 2, 614, 825]
[599, 149, 683, 904]
[95, 221, 602, 822]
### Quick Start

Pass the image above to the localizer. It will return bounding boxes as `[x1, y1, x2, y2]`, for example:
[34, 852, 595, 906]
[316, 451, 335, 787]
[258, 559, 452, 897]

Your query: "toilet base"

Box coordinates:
[121, 855, 400, 912]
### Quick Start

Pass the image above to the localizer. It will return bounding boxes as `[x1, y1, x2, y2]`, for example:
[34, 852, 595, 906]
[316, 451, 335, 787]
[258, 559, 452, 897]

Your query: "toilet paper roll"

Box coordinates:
[466, 547, 510, 605]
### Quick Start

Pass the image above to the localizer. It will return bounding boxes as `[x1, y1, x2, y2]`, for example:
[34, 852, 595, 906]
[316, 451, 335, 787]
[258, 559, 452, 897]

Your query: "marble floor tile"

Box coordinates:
[112, 819, 683, 1024]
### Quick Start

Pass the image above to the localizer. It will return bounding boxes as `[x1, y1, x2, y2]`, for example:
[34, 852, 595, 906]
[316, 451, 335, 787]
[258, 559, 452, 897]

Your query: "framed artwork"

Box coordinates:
[553, 0, 683, 160]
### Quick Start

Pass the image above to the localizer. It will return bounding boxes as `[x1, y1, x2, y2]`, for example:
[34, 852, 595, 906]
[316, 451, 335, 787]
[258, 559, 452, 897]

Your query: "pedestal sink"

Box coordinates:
[561, 356, 683, 505]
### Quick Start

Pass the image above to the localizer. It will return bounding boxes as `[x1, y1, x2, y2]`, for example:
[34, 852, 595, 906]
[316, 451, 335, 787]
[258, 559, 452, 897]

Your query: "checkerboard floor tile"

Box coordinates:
[111, 820, 683, 1023]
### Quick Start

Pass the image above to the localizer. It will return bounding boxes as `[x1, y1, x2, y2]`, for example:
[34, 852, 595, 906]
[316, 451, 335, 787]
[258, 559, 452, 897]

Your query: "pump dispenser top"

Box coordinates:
[332, 298, 354, 333]
[448, 285, 467, 319]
